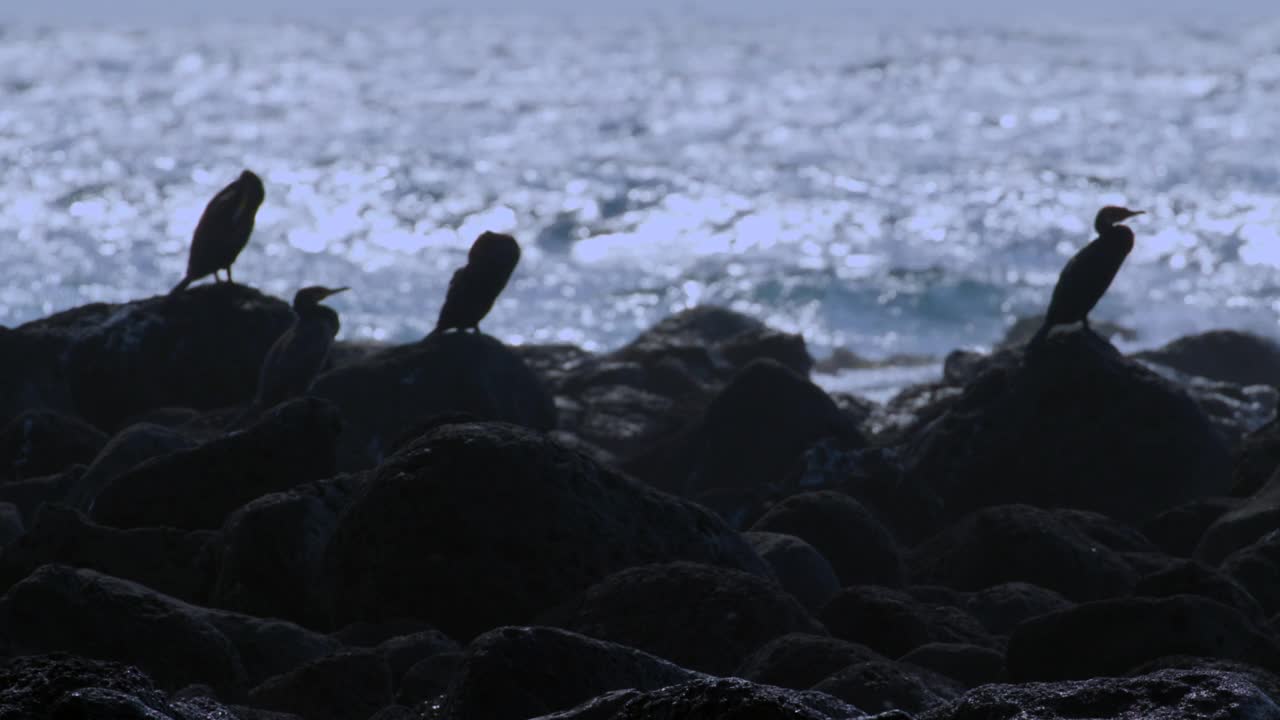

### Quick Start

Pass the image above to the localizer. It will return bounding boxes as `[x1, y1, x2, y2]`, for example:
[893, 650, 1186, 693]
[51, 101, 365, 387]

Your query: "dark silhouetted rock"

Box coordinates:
[820, 586, 997, 660]
[248, 651, 392, 720]
[0, 565, 339, 695]
[63, 284, 294, 430]
[0, 503, 22, 547]
[1135, 330, 1280, 388]
[635, 361, 864, 496]
[0, 410, 106, 482]
[812, 660, 961, 715]
[375, 629, 460, 686]
[1197, 469, 1280, 565]
[900, 643, 1007, 688]
[909, 505, 1140, 602]
[0, 324, 75, 427]
[1142, 497, 1243, 557]
[442, 626, 699, 720]
[1233, 416, 1280, 496]
[920, 669, 1280, 720]
[214, 473, 363, 626]
[397, 652, 463, 706]
[546, 561, 823, 675]
[744, 531, 842, 611]
[0, 467, 78, 527]
[64, 422, 198, 511]
[0, 654, 174, 719]
[735, 633, 887, 691]
[91, 397, 341, 530]
[1135, 559, 1268, 623]
[332, 619, 438, 648]
[1222, 531, 1280, 618]
[1007, 595, 1280, 682]
[325, 423, 769, 639]
[0, 504, 218, 602]
[616, 306, 812, 382]
[904, 330, 1232, 524]
[751, 491, 903, 588]
[313, 332, 556, 470]
[0, 565, 247, 694]
[530, 677, 868, 720]
[1126, 656, 1280, 703]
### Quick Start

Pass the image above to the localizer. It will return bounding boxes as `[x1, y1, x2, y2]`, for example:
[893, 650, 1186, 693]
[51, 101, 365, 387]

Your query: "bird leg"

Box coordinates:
[1082, 317, 1091, 332]
[227, 267, 235, 284]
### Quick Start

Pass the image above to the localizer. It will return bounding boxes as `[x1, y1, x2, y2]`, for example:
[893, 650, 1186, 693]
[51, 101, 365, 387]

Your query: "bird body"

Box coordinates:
[171, 170, 265, 294]
[1029, 206, 1143, 348]
[433, 231, 521, 334]
[253, 286, 347, 410]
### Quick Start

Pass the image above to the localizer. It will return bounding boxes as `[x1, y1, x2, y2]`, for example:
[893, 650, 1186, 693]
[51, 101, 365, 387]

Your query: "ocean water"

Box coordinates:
[3, 12, 1280, 369]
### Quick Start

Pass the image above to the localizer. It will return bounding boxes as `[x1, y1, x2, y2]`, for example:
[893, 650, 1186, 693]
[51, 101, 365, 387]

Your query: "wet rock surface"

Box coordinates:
[0, 296, 1277, 719]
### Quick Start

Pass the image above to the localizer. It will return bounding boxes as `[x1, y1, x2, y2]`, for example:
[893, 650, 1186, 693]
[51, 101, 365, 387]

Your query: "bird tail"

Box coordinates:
[169, 277, 191, 296]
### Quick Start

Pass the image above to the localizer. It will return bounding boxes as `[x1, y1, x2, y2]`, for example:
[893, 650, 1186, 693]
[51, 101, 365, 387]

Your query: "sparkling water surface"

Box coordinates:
[3, 12, 1280, 368]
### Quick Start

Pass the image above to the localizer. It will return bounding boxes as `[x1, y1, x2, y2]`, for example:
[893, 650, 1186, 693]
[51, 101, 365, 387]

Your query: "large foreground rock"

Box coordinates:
[0, 410, 107, 482]
[63, 284, 294, 429]
[90, 397, 341, 530]
[1135, 330, 1280, 388]
[531, 677, 873, 720]
[1007, 594, 1280, 681]
[0, 565, 338, 695]
[1197, 469, 1280, 564]
[904, 330, 1232, 523]
[545, 561, 824, 674]
[313, 332, 556, 470]
[443, 626, 699, 720]
[751, 491, 903, 588]
[909, 505, 1144, 602]
[921, 669, 1280, 720]
[325, 422, 770, 638]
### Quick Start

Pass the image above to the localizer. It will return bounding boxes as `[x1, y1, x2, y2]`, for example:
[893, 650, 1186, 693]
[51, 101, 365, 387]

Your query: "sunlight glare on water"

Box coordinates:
[1, 13, 1280, 359]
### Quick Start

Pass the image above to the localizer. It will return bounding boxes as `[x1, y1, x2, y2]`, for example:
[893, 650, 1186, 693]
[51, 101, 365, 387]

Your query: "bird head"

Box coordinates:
[293, 285, 349, 310]
[468, 231, 522, 267]
[238, 170, 266, 204]
[1094, 206, 1144, 233]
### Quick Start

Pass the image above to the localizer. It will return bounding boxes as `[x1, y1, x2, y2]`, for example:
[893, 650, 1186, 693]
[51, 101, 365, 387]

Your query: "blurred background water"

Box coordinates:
[2, 5, 1280, 384]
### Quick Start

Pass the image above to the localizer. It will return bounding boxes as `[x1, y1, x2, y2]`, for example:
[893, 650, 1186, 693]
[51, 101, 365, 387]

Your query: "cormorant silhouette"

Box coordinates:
[253, 285, 347, 410]
[170, 170, 265, 294]
[432, 231, 521, 335]
[1029, 205, 1144, 348]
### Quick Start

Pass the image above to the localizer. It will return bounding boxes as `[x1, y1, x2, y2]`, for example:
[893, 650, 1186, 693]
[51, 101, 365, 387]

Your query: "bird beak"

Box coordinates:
[1125, 210, 1146, 219]
[322, 287, 350, 299]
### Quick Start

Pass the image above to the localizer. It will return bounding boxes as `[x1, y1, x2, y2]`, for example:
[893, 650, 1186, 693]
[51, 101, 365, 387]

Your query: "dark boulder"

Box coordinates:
[0, 467, 78, 527]
[63, 284, 294, 429]
[1233, 415, 1280, 496]
[1126, 656, 1280, 703]
[545, 561, 823, 675]
[920, 669, 1280, 720]
[812, 660, 962, 715]
[0, 565, 339, 695]
[0, 410, 107, 482]
[819, 586, 997, 659]
[615, 306, 813, 382]
[0, 503, 22, 547]
[0, 503, 219, 602]
[735, 633, 887, 691]
[397, 653, 463, 706]
[1135, 559, 1268, 623]
[90, 397, 341, 530]
[744, 531, 842, 611]
[909, 504, 1140, 602]
[374, 629, 459, 686]
[247, 651, 392, 720]
[213, 473, 363, 626]
[904, 330, 1232, 523]
[324, 422, 770, 638]
[958, 582, 1072, 637]
[1142, 497, 1243, 557]
[441, 626, 698, 720]
[1196, 468, 1280, 564]
[1222, 531, 1280, 618]
[529, 677, 869, 720]
[899, 643, 1007, 688]
[332, 619, 439, 648]
[64, 422, 199, 512]
[0, 324, 75, 426]
[0, 565, 248, 694]
[0, 654, 175, 719]
[1006, 595, 1280, 681]
[1134, 330, 1280, 388]
[632, 360, 864, 496]
[751, 491, 903, 588]
[312, 332, 556, 470]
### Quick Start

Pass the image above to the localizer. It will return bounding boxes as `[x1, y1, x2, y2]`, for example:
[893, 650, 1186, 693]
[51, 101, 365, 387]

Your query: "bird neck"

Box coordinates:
[1099, 224, 1135, 250]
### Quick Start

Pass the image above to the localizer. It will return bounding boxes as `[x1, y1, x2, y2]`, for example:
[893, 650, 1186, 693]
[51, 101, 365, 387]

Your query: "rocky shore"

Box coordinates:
[1, 282, 1279, 719]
